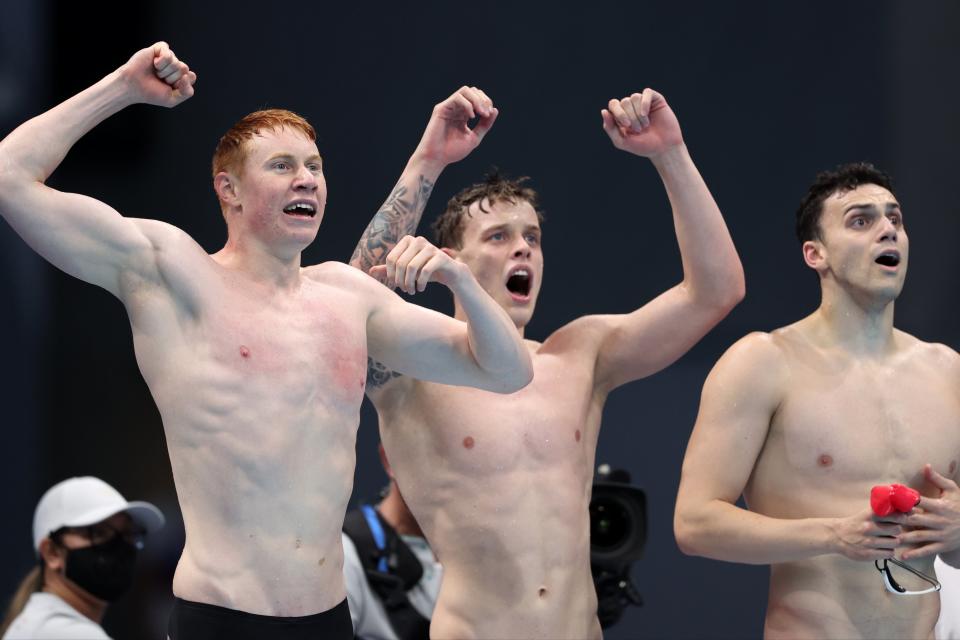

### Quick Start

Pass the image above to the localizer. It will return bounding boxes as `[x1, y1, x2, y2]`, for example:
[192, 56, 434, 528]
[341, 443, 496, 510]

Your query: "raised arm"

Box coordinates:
[349, 86, 497, 273]
[589, 89, 744, 392]
[0, 42, 196, 296]
[674, 333, 900, 564]
[364, 236, 532, 393]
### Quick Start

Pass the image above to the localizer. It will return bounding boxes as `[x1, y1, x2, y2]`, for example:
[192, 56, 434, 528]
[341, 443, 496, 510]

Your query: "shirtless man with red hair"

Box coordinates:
[0, 43, 531, 639]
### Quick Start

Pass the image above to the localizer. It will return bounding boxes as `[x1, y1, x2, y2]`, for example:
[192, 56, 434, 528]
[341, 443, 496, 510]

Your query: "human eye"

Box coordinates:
[525, 233, 540, 245]
[488, 231, 505, 241]
[272, 161, 289, 171]
[849, 216, 868, 228]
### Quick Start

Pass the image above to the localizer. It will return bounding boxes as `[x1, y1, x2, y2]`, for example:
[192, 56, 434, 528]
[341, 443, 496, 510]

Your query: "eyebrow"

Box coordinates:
[842, 202, 901, 215]
[264, 153, 323, 164]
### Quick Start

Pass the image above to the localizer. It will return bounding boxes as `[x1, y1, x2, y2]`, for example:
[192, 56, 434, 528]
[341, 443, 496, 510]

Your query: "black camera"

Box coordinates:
[590, 464, 646, 629]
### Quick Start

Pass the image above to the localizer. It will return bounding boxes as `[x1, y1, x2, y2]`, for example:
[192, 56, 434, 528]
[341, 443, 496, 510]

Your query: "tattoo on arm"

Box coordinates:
[350, 175, 435, 273]
[366, 357, 403, 390]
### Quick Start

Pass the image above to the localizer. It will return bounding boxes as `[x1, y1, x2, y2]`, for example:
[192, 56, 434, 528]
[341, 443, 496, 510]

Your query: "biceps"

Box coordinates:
[597, 285, 727, 387]
[367, 300, 475, 382]
[1, 183, 153, 293]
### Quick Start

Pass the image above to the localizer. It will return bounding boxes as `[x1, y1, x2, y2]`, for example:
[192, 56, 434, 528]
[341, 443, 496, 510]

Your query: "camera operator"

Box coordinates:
[342, 445, 441, 640]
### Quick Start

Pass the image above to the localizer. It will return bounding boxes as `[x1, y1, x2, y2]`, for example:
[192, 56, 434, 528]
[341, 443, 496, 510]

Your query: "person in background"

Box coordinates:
[343, 444, 441, 640]
[1, 476, 165, 639]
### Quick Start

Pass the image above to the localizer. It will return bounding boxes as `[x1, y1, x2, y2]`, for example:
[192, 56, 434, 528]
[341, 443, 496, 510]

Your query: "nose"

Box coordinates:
[512, 238, 533, 259]
[878, 216, 898, 243]
[293, 164, 318, 192]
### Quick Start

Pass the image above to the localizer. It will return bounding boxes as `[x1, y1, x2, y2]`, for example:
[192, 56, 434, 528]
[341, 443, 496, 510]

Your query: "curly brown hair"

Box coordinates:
[432, 169, 544, 249]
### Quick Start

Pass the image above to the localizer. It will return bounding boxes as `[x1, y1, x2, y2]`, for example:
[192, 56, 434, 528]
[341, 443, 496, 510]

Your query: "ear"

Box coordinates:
[441, 247, 458, 260]
[214, 172, 241, 210]
[38, 537, 66, 572]
[802, 239, 827, 272]
[378, 442, 394, 480]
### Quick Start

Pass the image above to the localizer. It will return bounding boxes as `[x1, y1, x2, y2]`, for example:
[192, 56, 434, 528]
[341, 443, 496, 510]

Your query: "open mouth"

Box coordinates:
[506, 269, 532, 298]
[283, 202, 317, 218]
[875, 251, 900, 268]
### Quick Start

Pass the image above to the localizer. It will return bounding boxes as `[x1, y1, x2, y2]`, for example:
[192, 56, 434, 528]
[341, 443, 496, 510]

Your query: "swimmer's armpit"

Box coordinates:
[366, 357, 402, 390]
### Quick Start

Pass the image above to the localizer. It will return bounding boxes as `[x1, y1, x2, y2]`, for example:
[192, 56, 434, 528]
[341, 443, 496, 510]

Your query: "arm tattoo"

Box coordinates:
[350, 175, 435, 273]
[366, 356, 403, 390]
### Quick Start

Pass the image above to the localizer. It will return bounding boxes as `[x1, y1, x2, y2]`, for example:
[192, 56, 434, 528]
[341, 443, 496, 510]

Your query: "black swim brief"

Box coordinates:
[168, 597, 353, 640]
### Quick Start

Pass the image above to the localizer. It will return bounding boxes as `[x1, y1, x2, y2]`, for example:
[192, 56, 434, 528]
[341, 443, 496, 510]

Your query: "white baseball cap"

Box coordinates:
[32, 476, 165, 551]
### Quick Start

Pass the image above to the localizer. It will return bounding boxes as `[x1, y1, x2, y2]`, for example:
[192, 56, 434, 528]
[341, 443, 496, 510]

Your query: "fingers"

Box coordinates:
[459, 86, 494, 118]
[925, 463, 959, 492]
[384, 235, 412, 286]
[382, 236, 446, 294]
[472, 107, 498, 142]
[600, 109, 624, 148]
[416, 254, 448, 292]
[900, 542, 945, 560]
[607, 97, 633, 131]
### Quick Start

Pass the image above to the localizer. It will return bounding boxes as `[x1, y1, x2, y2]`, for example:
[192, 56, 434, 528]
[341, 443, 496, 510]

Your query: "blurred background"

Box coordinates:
[1, 0, 958, 637]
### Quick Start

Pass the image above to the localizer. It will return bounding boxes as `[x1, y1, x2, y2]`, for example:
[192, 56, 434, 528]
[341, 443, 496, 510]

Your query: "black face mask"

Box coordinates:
[63, 535, 138, 602]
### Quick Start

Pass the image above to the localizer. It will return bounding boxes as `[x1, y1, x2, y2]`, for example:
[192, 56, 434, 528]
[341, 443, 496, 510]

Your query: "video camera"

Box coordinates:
[590, 464, 646, 629]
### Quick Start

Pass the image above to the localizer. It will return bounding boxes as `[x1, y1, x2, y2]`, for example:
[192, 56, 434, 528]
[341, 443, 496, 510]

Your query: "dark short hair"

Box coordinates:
[795, 162, 895, 243]
[432, 169, 544, 249]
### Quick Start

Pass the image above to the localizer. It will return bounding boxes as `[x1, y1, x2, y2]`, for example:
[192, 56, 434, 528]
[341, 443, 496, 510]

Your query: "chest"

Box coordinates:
[407, 354, 599, 475]
[200, 283, 369, 403]
[771, 360, 960, 481]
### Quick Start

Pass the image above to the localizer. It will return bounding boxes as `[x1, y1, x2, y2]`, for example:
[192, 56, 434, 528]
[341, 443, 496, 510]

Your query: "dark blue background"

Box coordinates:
[2, 1, 958, 637]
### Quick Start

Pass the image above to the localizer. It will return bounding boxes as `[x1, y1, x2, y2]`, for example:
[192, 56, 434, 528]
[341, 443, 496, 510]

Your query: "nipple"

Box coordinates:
[575, 429, 581, 443]
[463, 436, 475, 450]
[239, 345, 251, 358]
[817, 454, 833, 468]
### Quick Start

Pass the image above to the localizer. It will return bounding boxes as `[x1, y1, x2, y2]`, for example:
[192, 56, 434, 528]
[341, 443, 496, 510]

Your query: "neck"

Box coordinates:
[42, 569, 106, 624]
[378, 484, 423, 537]
[214, 233, 303, 288]
[814, 282, 896, 354]
[452, 300, 527, 338]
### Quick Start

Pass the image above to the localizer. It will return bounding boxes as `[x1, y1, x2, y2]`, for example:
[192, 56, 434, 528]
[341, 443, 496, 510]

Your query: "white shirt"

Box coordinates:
[2, 592, 111, 640]
[937, 556, 960, 640]
[342, 531, 442, 640]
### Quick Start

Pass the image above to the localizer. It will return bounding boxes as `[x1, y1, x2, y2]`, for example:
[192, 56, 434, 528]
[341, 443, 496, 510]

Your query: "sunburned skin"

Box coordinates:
[130, 253, 377, 616]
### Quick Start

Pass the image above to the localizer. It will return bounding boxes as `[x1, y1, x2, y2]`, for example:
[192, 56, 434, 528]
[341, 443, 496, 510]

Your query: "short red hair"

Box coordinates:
[212, 109, 317, 179]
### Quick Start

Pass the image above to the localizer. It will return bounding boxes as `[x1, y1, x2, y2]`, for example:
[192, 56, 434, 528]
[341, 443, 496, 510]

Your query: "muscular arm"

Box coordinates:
[593, 91, 744, 392]
[674, 333, 899, 564]
[348, 87, 496, 391]
[363, 260, 532, 394]
[0, 43, 195, 297]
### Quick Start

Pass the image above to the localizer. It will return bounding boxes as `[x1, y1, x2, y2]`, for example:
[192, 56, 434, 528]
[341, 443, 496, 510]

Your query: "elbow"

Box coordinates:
[493, 358, 533, 394]
[689, 268, 746, 318]
[673, 507, 710, 558]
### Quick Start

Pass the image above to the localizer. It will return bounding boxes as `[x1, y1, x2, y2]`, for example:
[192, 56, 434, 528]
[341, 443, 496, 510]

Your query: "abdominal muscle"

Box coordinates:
[132, 306, 367, 616]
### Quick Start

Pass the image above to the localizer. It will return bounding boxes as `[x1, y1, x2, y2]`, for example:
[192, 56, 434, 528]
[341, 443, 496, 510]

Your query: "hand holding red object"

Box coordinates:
[871, 484, 920, 517]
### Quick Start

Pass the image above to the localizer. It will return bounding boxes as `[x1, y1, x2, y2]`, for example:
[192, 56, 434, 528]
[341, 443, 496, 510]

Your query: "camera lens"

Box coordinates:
[590, 496, 632, 552]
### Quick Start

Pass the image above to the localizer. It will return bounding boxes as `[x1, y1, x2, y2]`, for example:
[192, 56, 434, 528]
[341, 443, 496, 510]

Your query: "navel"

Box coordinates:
[538, 587, 548, 599]
[817, 454, 834, 468]
[463, 436, 475, 450]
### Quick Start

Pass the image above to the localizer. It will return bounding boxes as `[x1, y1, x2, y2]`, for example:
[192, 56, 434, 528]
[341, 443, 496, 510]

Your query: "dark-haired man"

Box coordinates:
[351, 87, 744, 638]
[674, 163, 960, 638]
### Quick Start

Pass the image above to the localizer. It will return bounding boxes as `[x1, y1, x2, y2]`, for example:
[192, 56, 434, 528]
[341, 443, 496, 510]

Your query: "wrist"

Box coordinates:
[103, 69, 140, 110]
[649, 142, 690, 172]
[405, 150, 447, 181]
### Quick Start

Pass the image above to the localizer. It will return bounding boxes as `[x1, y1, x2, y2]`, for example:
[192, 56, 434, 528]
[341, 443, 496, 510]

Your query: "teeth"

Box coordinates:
[513, 270, 529, 277]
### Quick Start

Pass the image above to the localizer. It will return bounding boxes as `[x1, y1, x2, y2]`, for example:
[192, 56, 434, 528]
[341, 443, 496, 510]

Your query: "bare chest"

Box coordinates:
[767, 361, 960, 485]
[399, 354, 600, 476]
[195, 282, 369, 406]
